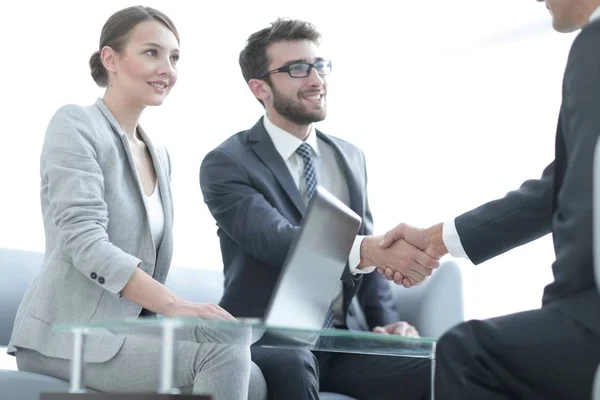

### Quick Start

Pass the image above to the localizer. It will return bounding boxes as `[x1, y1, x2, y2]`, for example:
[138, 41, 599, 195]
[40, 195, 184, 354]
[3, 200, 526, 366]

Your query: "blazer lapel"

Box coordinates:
[316, 132, 366, 301]
[317, 131, 364, 219]
[249, 118, 306, 215]
[94, 99, 158, 264]
[138, 127, 174, 270]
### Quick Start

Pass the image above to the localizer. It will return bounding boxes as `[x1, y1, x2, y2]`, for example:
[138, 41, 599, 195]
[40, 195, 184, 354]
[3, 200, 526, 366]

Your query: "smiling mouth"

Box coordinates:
[149, 82, 168, 90]
[303, 93, 324, 103]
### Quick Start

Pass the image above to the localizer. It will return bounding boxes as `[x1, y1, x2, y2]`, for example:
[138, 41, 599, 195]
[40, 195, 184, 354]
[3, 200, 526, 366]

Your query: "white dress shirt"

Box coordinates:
[442, 218, 469, 259]
[125, 134, 165, 251]
[590, 6, 600, 22]
[263, 115, 373, 325]
[146, 182, 165, 249]
[443, 6, 600, 259]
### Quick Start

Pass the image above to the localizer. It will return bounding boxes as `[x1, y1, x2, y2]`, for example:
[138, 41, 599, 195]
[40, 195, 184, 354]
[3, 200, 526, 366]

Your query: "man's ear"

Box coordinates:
[248, 78, 271, 103]
[100, 46, 118, 74]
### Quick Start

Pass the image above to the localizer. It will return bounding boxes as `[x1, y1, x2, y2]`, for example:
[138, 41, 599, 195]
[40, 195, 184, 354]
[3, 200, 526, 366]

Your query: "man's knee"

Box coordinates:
[260, 349, 318, 379]
[252, 349, 319, 399]
[437, 320, 478, 362]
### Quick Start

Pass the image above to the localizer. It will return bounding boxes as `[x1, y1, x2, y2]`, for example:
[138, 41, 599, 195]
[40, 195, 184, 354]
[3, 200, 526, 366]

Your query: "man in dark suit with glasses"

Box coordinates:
[200, 18, 437, 400]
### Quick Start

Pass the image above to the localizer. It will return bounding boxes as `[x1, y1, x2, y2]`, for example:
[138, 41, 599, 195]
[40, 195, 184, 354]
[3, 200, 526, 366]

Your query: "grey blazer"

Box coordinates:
[8, 99, 174, 362]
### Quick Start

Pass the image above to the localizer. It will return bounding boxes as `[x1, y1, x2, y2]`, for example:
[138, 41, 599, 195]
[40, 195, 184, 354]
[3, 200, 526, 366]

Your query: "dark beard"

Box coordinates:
[271, 85, 326, 125]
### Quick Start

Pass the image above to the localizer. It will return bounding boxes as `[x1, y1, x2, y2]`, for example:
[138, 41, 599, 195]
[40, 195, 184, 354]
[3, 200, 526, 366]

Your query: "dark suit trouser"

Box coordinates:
[252, 345, 430, 400]
[316, 351, 431, 400]
[251, 346, 320, 400]
[435, 307, 600, 400]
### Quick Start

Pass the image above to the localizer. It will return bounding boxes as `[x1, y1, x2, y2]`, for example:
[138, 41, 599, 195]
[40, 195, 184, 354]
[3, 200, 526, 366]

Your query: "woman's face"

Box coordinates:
[105, 20, 180, 107]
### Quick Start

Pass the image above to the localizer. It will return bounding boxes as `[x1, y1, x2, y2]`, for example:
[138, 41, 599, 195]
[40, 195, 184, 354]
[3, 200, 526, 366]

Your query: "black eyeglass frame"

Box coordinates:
[256, 60, 332, 79]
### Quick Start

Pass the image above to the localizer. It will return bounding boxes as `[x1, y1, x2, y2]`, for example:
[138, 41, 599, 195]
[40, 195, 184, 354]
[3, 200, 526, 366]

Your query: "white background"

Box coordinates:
[0, 0, 578, 369]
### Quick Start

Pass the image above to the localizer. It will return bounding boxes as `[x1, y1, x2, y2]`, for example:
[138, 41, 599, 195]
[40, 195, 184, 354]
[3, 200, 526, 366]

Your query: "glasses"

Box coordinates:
[258, 60, 332, 79]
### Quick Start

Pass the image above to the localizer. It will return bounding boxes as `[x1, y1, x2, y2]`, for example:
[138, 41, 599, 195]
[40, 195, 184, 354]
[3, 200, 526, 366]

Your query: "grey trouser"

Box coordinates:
[16, 326, 266, 400]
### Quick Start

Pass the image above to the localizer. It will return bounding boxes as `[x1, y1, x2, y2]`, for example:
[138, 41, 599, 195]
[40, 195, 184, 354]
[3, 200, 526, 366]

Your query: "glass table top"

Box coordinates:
[53, 317, 436, 358]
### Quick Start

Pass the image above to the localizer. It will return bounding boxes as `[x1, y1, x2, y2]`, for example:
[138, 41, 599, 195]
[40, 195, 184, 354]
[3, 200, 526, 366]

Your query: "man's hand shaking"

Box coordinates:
[364, 223, 449, 288]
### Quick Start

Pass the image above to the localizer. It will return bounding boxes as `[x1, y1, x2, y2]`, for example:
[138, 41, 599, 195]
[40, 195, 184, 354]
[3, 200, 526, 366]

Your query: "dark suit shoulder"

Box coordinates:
[200, 131, 253, 189]
[576, 18, 600, 42]
[319, 131, 362, 153]
[212, 129, 252, 153]
[562, 20, 600, 115]
[566, 19, 600, 68]
[212, 118, 269, 157]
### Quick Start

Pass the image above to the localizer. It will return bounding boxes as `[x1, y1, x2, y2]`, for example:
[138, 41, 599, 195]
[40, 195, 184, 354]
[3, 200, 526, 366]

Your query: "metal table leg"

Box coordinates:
[159, 319, 180, 394]
[69, 329, 86, 393]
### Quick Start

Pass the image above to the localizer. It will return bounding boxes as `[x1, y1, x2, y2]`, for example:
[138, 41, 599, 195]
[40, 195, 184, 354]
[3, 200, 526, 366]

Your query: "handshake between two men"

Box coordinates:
[358, 222, 449, 288]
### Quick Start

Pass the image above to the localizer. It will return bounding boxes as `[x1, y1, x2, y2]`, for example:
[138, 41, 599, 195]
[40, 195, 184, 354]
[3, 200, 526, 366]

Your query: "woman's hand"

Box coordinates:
[168, 300, 236, 321]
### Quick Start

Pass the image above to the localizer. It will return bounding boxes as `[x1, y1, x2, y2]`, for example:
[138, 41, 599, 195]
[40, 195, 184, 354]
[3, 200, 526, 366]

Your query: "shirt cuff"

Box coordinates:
[442, 219, 469, 259]
[349, 235, 376, 275]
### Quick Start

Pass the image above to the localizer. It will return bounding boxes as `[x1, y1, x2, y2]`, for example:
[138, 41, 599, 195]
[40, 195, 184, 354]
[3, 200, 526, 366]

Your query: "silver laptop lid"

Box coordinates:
[264, 185, 362, 330]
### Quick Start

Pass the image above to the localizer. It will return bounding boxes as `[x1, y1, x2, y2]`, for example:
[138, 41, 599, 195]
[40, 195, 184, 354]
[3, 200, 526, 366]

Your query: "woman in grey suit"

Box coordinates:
[7, 6, 264, 399]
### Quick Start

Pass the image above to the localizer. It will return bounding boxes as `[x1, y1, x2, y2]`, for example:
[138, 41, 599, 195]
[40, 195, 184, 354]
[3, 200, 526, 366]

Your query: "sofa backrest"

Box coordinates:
[0, 247, 464, 344]
[164, 266, 224, 304]
[0, 248, 44, 346]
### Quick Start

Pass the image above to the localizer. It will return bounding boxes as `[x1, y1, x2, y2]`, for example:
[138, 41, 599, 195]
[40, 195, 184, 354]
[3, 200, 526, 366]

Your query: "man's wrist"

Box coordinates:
[358, 235, 381, 269]
[426, 223, 449, 258]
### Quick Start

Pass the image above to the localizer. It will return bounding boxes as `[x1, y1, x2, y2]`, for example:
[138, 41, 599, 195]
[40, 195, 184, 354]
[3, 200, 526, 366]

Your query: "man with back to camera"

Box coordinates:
[377, 1, 600, 399]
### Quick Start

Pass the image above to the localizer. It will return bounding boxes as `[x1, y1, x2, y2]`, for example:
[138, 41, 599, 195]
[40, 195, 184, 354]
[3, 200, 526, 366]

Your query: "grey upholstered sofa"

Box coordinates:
[0, 247, 465, 400]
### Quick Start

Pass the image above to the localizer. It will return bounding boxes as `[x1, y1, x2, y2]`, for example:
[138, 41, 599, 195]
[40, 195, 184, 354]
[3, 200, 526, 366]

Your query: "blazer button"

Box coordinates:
[98, 277, 105, 284]
[90, 272, 97, 279]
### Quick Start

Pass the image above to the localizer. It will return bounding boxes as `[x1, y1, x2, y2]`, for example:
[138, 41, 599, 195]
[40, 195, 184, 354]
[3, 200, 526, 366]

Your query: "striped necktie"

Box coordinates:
[295, 142, 334, 329]
[295, 143, 317, 201]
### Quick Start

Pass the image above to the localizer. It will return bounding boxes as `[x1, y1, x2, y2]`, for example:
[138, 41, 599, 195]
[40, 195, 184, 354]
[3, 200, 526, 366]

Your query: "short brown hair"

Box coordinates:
[89, 6, 179, 87]
[239, 18, 321, 83]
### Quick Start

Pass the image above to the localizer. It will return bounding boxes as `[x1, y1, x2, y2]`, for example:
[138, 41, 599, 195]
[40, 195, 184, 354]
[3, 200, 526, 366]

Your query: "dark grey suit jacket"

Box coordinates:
[454, 20, 600, 335]
[200, 118, 397, 331]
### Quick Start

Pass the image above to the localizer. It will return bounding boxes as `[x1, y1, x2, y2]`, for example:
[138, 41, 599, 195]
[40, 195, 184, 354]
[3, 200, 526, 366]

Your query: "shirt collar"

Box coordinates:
[590, 6, 600, 23]
[263, 114, 320, 161]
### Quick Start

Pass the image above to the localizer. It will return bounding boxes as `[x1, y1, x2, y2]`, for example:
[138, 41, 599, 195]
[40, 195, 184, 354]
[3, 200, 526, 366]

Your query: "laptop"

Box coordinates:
[242, 185, 362, 345]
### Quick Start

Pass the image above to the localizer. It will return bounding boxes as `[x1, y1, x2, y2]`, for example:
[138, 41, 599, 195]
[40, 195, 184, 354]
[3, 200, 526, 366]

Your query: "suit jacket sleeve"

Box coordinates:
[456, 18, 600, 266]
[41, 106, 140, 295]
[200, 147, 301, 267]
[357, 272, 398, 329]
[344, 148, 374, 283]
[455, 161, 554, 265]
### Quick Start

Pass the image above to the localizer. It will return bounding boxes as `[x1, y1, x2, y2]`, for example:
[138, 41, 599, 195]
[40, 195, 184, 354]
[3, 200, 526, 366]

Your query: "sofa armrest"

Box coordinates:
[391, 259, 465, 338]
